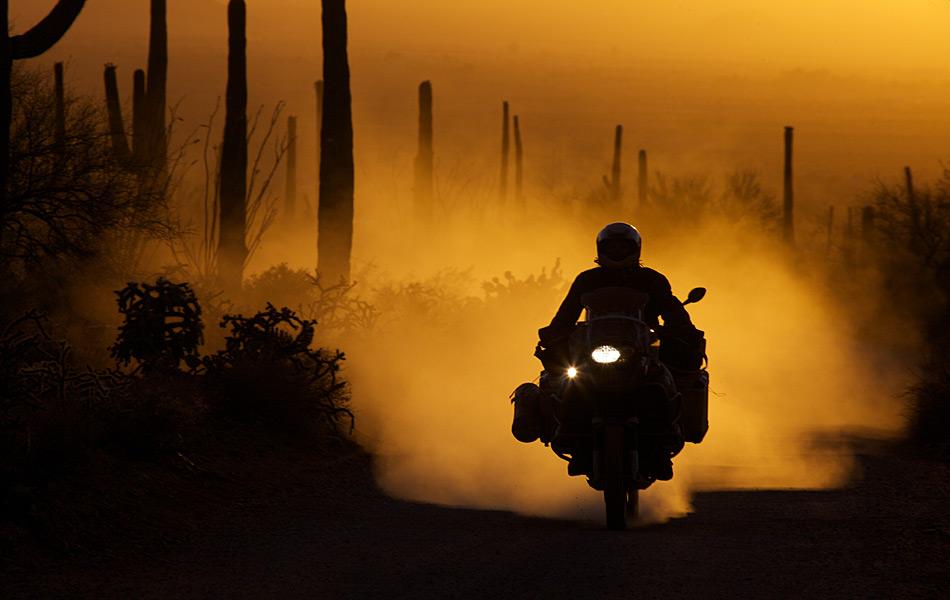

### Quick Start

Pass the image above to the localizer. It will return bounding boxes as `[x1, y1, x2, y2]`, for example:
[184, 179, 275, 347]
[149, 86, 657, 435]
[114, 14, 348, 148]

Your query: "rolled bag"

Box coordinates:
[662, 328, 710, 444]
[511, 382, 542, 443]
[511, 377, 560, 444]
[672, 368, 709, 444]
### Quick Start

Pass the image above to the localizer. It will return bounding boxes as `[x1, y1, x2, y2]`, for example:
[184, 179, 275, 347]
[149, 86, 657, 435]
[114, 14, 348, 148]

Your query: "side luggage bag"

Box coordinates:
[675, 369, 709, 444]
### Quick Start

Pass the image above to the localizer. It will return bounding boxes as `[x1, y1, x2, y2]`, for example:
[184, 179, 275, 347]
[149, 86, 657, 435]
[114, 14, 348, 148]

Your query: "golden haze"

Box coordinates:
[13, 0, 925, 522]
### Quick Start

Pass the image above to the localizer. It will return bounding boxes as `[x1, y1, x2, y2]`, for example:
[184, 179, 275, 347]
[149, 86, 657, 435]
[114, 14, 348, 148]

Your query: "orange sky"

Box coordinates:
[12, 1, 950, 214]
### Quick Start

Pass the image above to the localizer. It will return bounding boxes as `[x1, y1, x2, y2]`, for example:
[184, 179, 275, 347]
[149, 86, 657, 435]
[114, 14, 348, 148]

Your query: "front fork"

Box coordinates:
[591, 417, 639, 488]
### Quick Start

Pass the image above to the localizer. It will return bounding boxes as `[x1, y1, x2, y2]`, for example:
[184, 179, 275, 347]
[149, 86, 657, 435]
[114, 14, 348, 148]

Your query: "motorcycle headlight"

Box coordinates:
[591, 345, 621, 364]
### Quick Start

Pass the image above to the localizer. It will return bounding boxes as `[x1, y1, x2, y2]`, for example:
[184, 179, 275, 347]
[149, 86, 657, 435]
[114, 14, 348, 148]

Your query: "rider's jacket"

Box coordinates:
[547, 265, 695, 336]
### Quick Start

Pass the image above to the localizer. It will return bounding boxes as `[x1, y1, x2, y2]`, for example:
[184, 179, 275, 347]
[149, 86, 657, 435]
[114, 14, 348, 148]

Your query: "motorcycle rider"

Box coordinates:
[539, 222, 702, 480]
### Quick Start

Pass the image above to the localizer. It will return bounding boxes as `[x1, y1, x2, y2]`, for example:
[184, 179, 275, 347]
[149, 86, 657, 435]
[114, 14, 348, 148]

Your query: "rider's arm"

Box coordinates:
[548, 273, 586, 332]
[652, 273, 695, 333]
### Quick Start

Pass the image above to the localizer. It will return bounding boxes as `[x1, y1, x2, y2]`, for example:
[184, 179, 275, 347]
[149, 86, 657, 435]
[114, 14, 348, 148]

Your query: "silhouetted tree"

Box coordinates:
[414, 80, 434, 222]
[318, 0, 355, 282]
[103, 64, 131, 162]
[219, 0, 249, 294]
[648, 170, 778, 228]
[145, 0, 168, 171]
[0, 0, 86, 216]
[871, 168, 949, 283]
[3, 66, 165, 272]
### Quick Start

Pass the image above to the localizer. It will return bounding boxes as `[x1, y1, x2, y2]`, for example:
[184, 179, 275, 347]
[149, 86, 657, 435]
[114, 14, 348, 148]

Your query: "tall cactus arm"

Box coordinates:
[10, 0, 87, 60]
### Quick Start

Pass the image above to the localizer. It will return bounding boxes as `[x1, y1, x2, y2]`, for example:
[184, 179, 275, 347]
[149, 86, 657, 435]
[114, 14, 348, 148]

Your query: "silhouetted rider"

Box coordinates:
[548, 225, 694, 336]
[540, 222, 700, 480]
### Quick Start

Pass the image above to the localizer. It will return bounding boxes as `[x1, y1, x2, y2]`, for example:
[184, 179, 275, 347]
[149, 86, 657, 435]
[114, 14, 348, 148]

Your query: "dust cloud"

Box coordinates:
[337, 213, 907, 524]
[13, 0, 920, 524]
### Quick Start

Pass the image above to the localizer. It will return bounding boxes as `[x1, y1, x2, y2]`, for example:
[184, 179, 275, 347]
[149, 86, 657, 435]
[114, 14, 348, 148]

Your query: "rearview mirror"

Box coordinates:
[683, 287, 706, 306]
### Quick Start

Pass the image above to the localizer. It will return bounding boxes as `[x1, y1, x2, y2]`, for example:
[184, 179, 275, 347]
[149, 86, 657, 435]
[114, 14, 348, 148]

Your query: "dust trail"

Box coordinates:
[340, 217, 906, 524]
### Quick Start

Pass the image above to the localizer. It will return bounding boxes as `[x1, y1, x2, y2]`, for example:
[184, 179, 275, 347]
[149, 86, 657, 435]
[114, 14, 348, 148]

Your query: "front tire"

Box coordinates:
[603, 425, 627, 530]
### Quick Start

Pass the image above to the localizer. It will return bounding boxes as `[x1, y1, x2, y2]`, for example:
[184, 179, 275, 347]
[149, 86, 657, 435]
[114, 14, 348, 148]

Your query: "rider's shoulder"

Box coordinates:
[637, 266, 673, 288]
[638, 266, 666, 279]
[572, 267, 603, 284]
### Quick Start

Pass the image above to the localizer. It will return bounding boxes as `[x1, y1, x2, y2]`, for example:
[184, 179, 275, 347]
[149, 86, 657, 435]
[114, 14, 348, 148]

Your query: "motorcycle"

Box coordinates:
[513, 285, 707, 530]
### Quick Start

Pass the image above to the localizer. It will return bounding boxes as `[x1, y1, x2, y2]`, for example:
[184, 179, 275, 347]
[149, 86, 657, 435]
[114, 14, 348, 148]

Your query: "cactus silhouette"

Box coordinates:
[499, 100, 510, 201]
[414, 80, 434, 222]
[609, 125, 623, 209]
[103, 64, 131, 162]
[54, 62, 66, 149]
[219, 0, 249, 294]
[145, 0, 168, 170]
[638, 149, 648, 208]
[318, 0, 355, 282]
[783, 126, 795, 245]
[132, 69, 147, 165]
[314, 79, 323, 194]
[285, 115, 298, 227]
[0, 0, 86, 206]
[513, 114, 523, 207]
[826, 205, 835, 252]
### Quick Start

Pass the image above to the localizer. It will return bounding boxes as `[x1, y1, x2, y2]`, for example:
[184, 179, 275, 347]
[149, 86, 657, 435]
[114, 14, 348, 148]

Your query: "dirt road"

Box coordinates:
[5, 443, 948, 599]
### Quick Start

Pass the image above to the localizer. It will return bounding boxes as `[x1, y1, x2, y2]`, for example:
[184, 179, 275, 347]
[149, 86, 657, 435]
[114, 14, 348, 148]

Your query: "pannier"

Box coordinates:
[673, 368, 709, 444]
[511, 382, 542, 443]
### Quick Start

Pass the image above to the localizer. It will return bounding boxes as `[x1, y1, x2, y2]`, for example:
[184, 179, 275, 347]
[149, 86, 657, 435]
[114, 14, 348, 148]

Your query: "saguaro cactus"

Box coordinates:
[103, 64, 131, 162]
[285, 115, 298, 226]
[314, 79, 323, 191]
[145, 0, 168, 169]
[0, 0, 86, 204]
[826, 205, 834, 252]
[638, 149, 648, 207]
[610, 125, 622, 208]
[218, 0, 249, 294]
[783, 126, 795, 245]
[318, 0, 355, 282]
[513, 115, 523, 207]
[499, 100, 510, 201]
[54, 62, 66, 148]
[414, 80, 434, 222]
[132, 69, 147, 165]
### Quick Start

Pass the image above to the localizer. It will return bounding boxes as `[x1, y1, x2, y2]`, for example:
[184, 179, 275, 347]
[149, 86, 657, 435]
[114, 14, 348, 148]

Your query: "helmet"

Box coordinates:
[596, 222, 642, 267]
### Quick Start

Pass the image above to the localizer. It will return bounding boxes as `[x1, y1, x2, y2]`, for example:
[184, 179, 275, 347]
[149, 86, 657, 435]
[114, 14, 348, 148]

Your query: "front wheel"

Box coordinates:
[603, 425, 627, 530]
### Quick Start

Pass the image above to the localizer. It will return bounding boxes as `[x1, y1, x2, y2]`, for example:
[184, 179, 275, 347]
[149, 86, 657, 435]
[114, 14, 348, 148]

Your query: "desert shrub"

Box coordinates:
[110, 279, 204, 374]
[0, 312, 129, 482]
[202, 304, 351, 437]
[907, 359, 950, 458]
[243, 265, 378, 334]
[648, 170, 779, 229]
[371, 269, 481, 331]
[482, 260, 564, 305]
[871, 173, 950, 302]
[866, 172, 950, 453]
